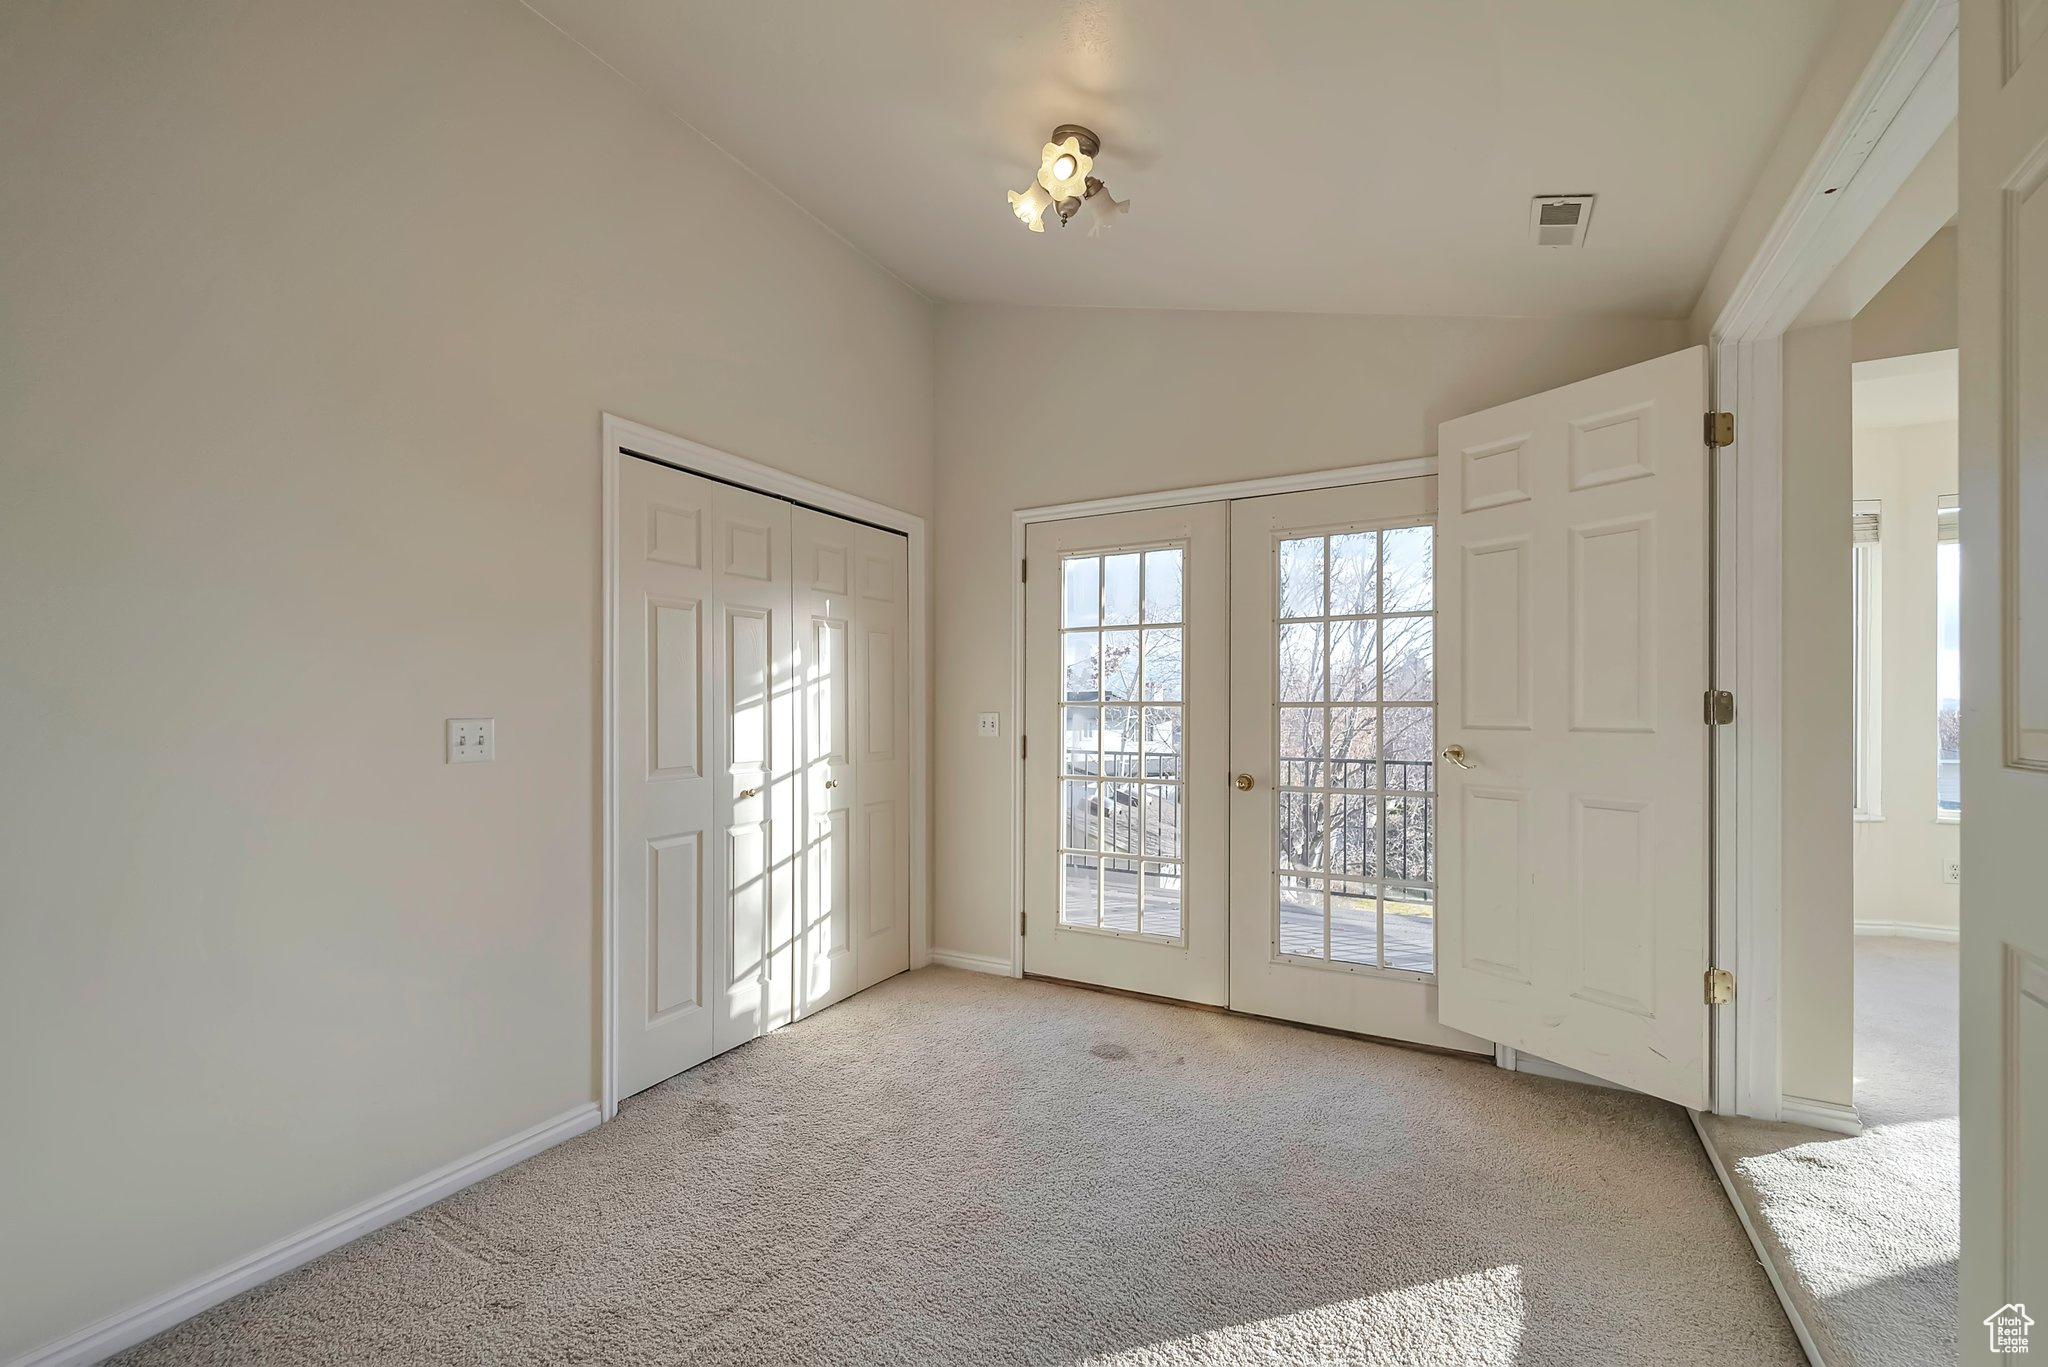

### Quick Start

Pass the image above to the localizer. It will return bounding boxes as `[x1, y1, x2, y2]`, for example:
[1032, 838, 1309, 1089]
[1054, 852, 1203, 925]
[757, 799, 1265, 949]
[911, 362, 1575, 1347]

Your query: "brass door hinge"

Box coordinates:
[1705, 967, 1734, 1005]
[1704, 690, 1735, 725]
[1020, 910, 1027, 937]
[1021, 735, 1028, 760]
[1021, 558, 1028, 583]
[1705, 411, 1734, 448]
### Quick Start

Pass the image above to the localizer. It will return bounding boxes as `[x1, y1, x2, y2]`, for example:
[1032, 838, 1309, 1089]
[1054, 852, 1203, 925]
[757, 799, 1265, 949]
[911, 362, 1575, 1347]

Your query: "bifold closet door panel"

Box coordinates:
[793, 507, 860, 1015]
[710, 482, 797, 1049]
[615, 458, 726, 1098]
[852, 522, 911, 993]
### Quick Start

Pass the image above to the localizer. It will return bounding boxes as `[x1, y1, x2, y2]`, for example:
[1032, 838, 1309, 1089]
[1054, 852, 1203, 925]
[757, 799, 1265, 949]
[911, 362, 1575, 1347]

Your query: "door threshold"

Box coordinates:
[1022, 972, 1479, 1061]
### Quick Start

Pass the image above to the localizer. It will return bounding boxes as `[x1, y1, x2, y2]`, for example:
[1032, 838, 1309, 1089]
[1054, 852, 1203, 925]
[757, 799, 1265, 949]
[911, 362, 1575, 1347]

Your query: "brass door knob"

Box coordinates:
[1234, 773, 1255, 791]
[824, 779, 839, 789]
[739, 787, 760, 800]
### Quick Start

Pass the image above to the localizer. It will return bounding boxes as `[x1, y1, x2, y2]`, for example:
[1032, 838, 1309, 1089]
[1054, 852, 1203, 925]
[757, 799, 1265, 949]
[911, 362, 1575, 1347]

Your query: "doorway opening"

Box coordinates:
[1848, 344, 1960, 1116]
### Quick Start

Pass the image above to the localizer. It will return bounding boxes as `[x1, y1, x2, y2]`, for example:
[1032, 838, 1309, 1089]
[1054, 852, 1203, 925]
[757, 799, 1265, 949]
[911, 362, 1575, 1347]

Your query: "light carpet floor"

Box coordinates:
[1698, 936, 1959, 1366]
[117, 967, 1799, 1365]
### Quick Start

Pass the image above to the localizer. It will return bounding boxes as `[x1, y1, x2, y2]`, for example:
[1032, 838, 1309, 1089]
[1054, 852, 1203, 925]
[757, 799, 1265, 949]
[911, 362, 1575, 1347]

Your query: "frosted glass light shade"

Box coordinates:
[1008, 181, 1052, 232]
[1036, 136, 1092, 200]
[1082, 186, 1130, 237]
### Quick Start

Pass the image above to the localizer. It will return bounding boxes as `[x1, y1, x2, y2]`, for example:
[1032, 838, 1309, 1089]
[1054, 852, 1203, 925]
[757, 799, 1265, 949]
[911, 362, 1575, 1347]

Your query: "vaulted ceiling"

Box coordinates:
[529, 0, 1839, 318]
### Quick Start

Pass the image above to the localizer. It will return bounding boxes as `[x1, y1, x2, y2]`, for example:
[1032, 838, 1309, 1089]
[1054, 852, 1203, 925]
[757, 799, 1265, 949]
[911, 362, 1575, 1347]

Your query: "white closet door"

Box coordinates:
[711, 480, 796, 1052]
[1226, 480, 1486, 1052]
[793, 507, 860, 1016]
[1022, 503, 1229, 1004]
[791, 509, 910, 1015]
[1435, 345, 1709, 1107]
[852, 522, 911, 993]
[615, 458, 781, 1097]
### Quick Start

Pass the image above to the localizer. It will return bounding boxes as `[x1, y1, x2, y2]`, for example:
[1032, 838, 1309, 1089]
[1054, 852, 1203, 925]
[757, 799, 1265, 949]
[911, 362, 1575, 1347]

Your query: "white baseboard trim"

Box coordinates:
[1853, 920, 1959, 942]
[1493, 1045, 1634, 1093]
[1691, 1110, 1828, 1366]
[10, 1103, 601, 1367]
[927, 949, 1014, 977]
[1779, 1093, 1863, 1136]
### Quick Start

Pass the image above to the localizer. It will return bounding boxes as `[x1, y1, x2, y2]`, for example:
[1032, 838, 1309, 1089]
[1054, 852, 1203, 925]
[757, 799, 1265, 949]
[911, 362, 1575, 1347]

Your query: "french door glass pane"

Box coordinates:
[1267, 524, 1436, 975]
[1329, 532, 1379, 615]
[1279, 707, 1328, 789]
[1331, 882, 1380, 967]
[1102, 629, 1141, 700]
[1279, 538, 1324, 618]
[1102, 553, 1141, 626]
[1278, 623, 1325, 701]
[1143, 549, 1183, 623]
[1063, 632, 1099, 701]
[1063, 706, 1100, 775]
[1141, 863, 1182, 938]
[1383, 885, 1435, 972]
[1055, 546, 1189, 943]
[1144, 785, 1181, 858]
[1063, 781, 1097, 850]
[1381, 615, 1433, 702]
[1329, 620, 1377, 701]
[1278, 878, 1325, 958]
[1063, 558, 1100, 628]
[1328, 707, 1377, 789]
[1381, 526, 1433, 612]
[1142, 628, 1183, 700]
[1102, 861, 1140, 931]
[1141, 705, 1181, 781]
[1062, 854, 1100, 926]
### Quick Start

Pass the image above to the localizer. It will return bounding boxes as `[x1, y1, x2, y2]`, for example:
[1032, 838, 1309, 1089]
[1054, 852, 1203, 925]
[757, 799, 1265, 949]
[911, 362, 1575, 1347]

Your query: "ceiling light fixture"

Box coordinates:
[1007, 124, 1129, 236]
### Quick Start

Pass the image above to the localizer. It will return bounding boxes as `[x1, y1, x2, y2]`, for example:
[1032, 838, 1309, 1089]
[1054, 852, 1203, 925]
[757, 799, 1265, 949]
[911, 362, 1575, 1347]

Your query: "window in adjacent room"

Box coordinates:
[1936, 495, 1961, 818]
[1852, 499, 1882, 818]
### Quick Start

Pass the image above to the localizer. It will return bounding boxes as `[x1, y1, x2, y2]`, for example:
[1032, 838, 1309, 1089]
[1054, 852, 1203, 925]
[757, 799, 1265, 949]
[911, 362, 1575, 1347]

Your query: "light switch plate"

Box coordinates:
[978, 712, 1001, 738]
[447, 717, 495, 763]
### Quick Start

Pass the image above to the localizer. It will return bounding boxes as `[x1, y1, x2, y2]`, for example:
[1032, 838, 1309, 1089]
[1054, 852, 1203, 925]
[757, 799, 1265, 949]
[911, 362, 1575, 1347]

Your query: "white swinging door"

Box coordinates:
[1435, 345, 1712, 1108]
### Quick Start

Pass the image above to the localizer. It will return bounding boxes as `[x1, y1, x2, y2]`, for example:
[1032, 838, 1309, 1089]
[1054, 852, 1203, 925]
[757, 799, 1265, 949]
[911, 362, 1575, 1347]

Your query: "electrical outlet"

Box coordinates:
[978, 712, 1001, 738]
[447, 718, 495, 763]
[1942, 858, 1961, 885]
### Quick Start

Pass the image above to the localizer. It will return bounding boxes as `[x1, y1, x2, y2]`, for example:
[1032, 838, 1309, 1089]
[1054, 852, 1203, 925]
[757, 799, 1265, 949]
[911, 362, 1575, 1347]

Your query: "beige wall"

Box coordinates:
[1853, 225, 1959, 362]
[0, 2, 933, 1357]
[1779, 322, 1858, 1110]
[1852, 421, 1962, 933]
[930, 305, 1686, 962]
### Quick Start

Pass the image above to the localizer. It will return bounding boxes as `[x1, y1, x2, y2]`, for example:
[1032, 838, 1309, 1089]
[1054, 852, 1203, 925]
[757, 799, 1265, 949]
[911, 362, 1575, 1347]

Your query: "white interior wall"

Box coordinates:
[1779, 321, 1859, 1112]
[0, 3, 934, 1358]
[1851, 421, 1961, 933]
[930, 304, 1686, 964]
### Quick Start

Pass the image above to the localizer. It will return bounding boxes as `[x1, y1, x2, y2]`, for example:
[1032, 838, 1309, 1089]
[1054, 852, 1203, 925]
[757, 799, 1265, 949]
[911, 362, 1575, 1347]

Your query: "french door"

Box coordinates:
[1227, 481, 1484, 1050]
[1023, 348, 1716, 1097]
[1021, 504, 1230, 1004]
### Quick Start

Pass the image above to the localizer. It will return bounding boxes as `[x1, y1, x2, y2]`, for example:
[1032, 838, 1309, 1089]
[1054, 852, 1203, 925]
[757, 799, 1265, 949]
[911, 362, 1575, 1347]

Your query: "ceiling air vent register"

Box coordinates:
[1530, 195, 1595, 248]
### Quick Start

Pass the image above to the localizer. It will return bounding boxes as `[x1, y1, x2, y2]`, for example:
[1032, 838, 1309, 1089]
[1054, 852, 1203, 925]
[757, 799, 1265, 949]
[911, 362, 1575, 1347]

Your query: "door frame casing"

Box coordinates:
[600, 413, 932, 1121]
[1705, 0, 1957, 1121]
[1007, 457, 1437, 981]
